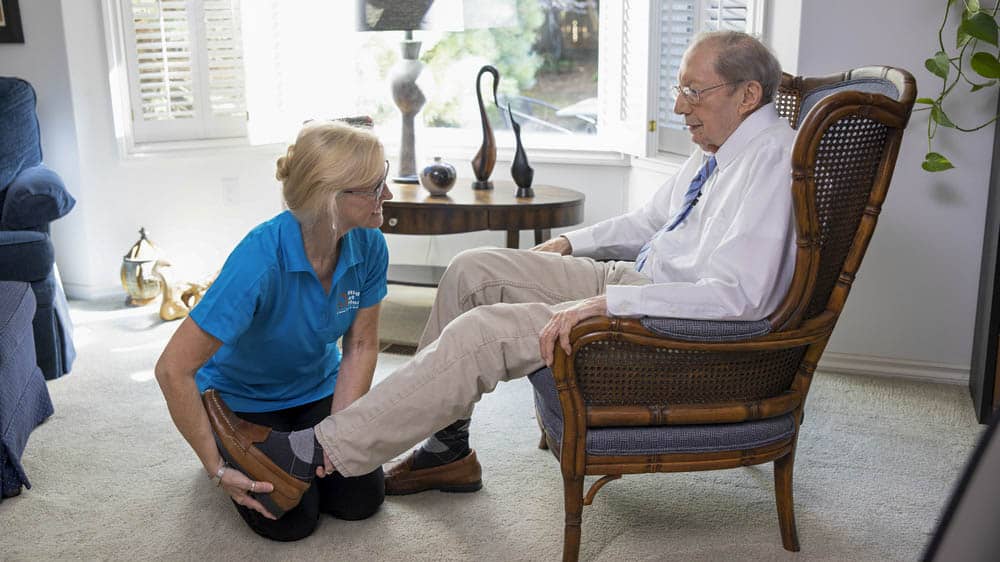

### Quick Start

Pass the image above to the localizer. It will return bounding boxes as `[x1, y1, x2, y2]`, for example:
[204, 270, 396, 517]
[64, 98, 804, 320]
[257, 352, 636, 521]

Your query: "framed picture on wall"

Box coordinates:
[0, 0, 24, 44]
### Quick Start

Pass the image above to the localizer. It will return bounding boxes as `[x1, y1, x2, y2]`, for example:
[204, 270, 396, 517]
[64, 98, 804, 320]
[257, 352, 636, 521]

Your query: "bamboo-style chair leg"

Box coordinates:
[774, 451, 801, 552]
[562, 476, 585, 562]
[534, 409, 549, 450]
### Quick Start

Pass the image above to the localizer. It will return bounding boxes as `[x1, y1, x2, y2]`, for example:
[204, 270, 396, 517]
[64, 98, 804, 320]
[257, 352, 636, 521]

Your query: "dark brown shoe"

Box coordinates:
[384, 449, 483, 496]
[202, 389, 311, 518]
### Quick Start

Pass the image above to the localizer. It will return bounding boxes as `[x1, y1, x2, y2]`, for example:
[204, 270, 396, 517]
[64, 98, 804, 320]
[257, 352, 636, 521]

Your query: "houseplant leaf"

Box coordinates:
[965, 0, 981, 13]
[960, 12, 998, 46]
[916, 97, 937, 104]
[971, 79, 997, 91]
[931, 104, 957, 127]
[970, 51, 1000, 78]
[922, 152, 955, 172]
[925, 51, 950, 79]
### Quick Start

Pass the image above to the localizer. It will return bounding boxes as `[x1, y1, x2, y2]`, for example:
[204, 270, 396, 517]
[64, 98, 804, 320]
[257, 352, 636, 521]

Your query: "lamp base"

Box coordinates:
[394, 174, 419, 184]
[472, 180, 494, 190]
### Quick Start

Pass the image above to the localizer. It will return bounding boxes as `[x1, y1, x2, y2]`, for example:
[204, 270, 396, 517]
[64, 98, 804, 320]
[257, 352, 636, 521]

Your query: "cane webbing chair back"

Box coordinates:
[530, 66, 916, 562]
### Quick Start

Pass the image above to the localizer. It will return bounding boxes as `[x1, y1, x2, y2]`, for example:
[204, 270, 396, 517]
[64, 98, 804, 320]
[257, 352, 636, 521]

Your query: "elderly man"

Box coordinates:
[203, 29, 796, 517]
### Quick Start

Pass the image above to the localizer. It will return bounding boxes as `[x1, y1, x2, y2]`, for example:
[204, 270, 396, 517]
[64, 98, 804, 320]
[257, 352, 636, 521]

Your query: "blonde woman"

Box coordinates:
[155, 121, 393, 541]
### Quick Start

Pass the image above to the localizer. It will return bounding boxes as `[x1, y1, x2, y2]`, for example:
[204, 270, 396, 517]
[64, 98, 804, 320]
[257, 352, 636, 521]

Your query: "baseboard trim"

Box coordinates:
[818, 351, 969, 385]
[64, 283, 125, 301]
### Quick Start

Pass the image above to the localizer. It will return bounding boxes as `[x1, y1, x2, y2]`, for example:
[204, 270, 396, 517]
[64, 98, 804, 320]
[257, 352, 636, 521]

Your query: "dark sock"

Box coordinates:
[411, 419, 471, 470]
[251, 428, 326, 481]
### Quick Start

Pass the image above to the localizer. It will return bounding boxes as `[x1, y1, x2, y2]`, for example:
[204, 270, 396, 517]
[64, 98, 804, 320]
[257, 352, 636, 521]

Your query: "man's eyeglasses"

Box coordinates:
[670, 81, 742, 105]
[341, 160, 390, 198]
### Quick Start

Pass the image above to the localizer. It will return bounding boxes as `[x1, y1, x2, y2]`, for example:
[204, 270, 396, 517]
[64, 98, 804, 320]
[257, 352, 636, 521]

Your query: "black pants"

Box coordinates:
[232, 395, 384, 542]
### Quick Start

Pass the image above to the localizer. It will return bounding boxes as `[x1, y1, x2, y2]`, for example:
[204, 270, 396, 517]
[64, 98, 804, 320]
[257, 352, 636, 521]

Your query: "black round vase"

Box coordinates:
[509, 103, 534, 198]
[419, 157, 457, 197]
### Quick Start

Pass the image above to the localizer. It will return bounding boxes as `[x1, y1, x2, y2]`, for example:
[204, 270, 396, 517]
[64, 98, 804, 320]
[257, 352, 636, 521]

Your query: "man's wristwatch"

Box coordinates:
[209, 461, 227, 486]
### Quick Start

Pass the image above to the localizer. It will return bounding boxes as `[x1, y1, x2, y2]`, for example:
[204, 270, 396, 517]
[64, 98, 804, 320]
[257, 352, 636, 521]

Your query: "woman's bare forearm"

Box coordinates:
[154, 318, 224, 474]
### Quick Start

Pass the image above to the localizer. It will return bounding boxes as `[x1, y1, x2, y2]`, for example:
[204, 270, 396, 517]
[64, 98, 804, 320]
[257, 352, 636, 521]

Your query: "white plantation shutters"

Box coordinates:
[123, 0, 246, 143]
[656, 0, 763, 154]
[597, 0, 656, 157]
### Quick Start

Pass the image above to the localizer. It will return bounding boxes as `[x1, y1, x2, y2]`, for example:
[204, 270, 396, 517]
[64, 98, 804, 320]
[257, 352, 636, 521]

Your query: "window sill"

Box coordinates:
[122, 137, 283, 160]
[631, 151, 688, 174]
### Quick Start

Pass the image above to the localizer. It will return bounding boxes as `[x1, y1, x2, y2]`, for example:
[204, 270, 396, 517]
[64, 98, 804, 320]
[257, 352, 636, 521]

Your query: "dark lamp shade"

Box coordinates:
[356, 0, 517, 32]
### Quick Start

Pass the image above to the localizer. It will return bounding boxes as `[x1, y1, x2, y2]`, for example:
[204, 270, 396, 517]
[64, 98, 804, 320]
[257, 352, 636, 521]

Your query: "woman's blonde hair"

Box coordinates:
[276, 121, 385, 223]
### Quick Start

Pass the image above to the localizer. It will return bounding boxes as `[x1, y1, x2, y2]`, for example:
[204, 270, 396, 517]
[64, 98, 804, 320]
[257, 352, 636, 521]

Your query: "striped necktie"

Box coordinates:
[634, 155, 718, 273]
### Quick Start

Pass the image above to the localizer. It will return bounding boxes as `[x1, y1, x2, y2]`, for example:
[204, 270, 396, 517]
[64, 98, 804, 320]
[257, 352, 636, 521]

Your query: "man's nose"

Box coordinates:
[673, 94, 690, 115]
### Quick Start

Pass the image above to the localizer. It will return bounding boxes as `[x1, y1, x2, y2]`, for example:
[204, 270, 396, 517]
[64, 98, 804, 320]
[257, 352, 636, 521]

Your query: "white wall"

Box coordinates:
[0, 0, 991, 384]
[794, 0, 995, 380]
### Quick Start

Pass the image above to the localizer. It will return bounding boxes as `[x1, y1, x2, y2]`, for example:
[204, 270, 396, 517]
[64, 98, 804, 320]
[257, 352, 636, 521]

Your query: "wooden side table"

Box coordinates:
[381, 181, 585, 286]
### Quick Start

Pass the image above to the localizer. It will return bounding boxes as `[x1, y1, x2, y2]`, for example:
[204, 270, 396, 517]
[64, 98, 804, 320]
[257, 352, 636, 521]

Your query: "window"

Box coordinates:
[119, 0, 247, 143]
[656, 0, 765, 154]
[104, 0, 764, 158]
[242, 0, 601, 149]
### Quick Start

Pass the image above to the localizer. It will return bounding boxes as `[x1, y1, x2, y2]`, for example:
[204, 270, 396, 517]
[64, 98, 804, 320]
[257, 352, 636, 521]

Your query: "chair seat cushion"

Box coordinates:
[639, 317, 771, 341]
[0, 164, 75, 230]
[0, 230, 53, 282]
[529, 368, 795, 456]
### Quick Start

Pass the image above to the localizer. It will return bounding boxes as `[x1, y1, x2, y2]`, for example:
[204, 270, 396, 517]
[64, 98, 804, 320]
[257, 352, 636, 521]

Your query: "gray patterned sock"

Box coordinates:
[250, 428, 326, 481]
[411, 419, 471, 470]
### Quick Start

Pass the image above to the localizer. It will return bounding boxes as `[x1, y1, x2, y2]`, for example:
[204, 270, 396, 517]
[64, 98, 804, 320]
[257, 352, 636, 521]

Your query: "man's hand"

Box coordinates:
[539, 295, 607, 366]
[531, 236, 572, 255]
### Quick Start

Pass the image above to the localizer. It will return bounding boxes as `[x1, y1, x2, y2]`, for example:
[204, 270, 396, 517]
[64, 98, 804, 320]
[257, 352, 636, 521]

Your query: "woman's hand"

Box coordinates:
[539, 296, 607, 366]
[218, 466, 277, 520]
[315, 451, 336, 479]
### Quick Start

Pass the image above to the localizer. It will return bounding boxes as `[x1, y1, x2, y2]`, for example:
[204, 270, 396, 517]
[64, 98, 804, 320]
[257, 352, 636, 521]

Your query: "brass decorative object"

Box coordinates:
[120, 227, 161, 306]
[154, 261, 217, 321]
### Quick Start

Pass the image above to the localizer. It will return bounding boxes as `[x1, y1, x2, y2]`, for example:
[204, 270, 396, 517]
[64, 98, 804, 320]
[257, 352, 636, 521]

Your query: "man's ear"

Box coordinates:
[739, 81, 764, 116]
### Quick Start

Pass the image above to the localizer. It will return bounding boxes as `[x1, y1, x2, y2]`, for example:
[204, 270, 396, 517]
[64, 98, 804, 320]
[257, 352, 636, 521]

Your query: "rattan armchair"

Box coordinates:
[528, 66, 917, 561]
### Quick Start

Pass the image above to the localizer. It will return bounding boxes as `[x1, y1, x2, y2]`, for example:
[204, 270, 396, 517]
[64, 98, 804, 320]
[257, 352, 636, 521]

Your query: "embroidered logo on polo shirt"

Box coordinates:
[337, 289, 361, 314]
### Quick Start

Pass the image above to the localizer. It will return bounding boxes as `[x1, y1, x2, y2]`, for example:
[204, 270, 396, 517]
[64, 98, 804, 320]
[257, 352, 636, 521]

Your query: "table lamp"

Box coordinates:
[357, 1, 517, 183]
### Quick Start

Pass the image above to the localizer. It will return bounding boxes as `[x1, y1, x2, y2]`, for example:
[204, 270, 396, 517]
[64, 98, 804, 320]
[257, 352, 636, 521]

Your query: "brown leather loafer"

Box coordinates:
[384, 449, 483, 496]
[202, 389, 310, 518]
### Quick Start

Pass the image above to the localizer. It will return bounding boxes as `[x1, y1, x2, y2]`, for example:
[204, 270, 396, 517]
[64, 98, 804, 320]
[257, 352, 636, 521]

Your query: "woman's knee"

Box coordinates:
[320, 467, 385, 521]
[233, 496, 320, 542]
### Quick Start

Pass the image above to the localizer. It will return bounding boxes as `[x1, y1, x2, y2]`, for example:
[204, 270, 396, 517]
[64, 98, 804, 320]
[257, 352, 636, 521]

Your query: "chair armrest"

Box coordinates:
[0, 230, 53, 282]
[0, 164, 75, 230]
[543, 312, 838, 426]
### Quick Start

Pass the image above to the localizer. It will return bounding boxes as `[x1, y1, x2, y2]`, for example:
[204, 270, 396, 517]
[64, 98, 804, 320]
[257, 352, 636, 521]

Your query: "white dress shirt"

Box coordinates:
[564, 103, 796, 321]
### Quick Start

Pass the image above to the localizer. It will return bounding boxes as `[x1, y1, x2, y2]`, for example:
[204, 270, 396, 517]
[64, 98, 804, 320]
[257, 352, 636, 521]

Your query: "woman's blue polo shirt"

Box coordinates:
[191, 210, 388, 413]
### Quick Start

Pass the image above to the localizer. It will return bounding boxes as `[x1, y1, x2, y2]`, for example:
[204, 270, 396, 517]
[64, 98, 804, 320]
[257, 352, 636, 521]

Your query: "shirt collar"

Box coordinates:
[279, 210, 313, 273]
[278, 210, 365, 275]
[711, 102, 782, 171]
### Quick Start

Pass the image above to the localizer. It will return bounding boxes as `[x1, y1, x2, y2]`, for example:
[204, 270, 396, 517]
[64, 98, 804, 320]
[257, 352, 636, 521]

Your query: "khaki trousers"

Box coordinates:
[315, 248, 649, 477]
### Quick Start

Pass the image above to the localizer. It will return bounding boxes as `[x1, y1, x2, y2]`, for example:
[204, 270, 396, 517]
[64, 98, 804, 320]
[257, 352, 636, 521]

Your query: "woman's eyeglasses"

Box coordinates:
[341, 160, 390, 198]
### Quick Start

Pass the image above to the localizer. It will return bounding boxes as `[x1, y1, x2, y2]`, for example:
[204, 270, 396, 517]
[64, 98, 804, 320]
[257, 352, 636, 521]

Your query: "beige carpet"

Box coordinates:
[0, 296, 986, 561]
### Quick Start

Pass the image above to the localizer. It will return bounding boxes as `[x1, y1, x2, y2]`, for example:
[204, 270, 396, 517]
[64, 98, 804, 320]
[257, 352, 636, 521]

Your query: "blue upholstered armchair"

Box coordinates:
[0, 76, 76, 380]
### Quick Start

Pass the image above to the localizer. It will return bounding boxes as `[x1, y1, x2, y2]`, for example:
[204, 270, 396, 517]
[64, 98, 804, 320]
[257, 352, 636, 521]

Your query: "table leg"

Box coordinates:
[535, 228, 551, 245]
[506, 230, 520, 249]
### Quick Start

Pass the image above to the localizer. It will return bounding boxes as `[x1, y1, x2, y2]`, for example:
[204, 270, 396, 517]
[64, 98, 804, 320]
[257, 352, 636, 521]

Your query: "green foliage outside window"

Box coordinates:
[421, 0, 545, 127]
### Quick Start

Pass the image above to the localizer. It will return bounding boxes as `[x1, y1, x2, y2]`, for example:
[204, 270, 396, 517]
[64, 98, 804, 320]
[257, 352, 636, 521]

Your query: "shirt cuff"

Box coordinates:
[605, 285, 643, 317]
[563, 228, 598, 257]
